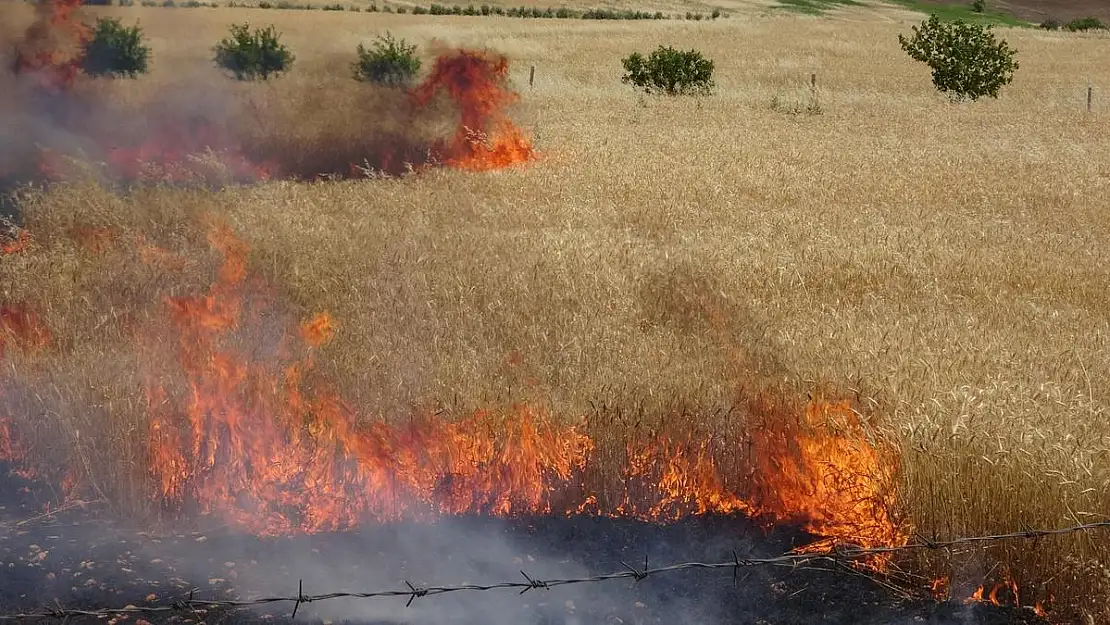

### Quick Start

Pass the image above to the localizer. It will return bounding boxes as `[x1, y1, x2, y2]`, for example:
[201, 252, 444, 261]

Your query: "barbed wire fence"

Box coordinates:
[0, 519, 1106, 622]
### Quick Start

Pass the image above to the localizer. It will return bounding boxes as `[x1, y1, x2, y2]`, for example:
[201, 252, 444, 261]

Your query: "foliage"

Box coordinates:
[213, 23, 295, 80]
[621, 46, 715, 96]
[1064, 17, 1106, 31]
[1039, 19, 1060, 30]
[898, 15, 1018, 101]
[81, 17, 151, 78]
[352, 32, 421, 86]
[970, 0, 985, 13]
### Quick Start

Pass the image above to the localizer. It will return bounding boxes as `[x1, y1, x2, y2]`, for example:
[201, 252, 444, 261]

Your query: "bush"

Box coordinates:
[1039, 19, 1060, 30]
[1064, 17, 1106, 31]
[81, 17, 151, 78]
[971, 0, 985, 12]
[214, 24, 295, 80]
[898, 15, 1018, 102]
[621, 45, 714, 96]
[352, 32, 421, 86]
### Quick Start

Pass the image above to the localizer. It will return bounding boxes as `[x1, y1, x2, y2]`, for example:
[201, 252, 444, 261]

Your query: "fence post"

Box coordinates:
[529, 65, 535, 88]
[1088, 85, 1093, 113]
[810, 73, 816, 91]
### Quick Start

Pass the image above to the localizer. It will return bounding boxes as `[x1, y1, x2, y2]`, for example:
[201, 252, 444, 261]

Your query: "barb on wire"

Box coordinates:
[0, 519, 1105, 621]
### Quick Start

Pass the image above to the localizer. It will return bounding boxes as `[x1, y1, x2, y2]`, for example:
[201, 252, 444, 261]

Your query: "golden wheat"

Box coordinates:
[3, 3, 1110, 620]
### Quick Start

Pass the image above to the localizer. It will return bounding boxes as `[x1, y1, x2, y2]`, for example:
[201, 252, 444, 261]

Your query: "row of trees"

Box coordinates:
[77, 15, 1023, 102]
[68, 18, 422, 83]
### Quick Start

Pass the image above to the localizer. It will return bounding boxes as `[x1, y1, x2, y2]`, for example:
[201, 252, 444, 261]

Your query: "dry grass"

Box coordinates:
[3, 2, 1110, 621]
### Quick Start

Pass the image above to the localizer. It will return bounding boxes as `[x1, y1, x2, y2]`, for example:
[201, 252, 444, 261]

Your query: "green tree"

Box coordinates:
[213, 24, 295, 80]
[352, 33, 421, 86]
[899, 15, 1018, 102]
[81, 17, 151, 78]
[621, 45, 715, 96]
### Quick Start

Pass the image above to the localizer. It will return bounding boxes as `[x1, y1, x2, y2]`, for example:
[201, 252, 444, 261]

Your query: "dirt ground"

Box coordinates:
[919, 0, 1110, 23]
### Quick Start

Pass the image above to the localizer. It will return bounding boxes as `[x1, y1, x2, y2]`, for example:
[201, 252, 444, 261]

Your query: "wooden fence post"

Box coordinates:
[1088, 85, 1093, 113]
[529, 65, 535, 88]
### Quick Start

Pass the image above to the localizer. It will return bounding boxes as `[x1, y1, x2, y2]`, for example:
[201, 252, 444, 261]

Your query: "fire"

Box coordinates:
[132, 220, 903, 553]
[0, 304, 51, 359]
[411, 49, 536, 171]
[1, 230, 31, 256]
[755, 399, 906, 552]
[964, 572, 1022, 609]
[930, 576, 950, 600]
[12, 0, 90, 93]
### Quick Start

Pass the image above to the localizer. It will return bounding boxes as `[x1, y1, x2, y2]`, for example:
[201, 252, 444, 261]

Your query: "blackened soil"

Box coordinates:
[0, 469, 1047, 625]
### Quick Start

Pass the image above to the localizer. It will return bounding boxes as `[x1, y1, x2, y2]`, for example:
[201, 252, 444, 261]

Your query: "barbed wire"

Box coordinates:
[0, 519, 1107, 622]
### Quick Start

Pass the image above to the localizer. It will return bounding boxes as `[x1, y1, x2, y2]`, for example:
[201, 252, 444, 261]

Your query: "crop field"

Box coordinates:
[1, 0, 1109, 622]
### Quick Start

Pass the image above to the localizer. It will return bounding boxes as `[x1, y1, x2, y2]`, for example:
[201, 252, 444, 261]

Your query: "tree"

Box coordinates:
[82, 17, 151, 78]
[621, 46, 715, 96]
[352, 32, 421, 86]
[899, 15, 1018, 102]
[213, 24, 294, 80]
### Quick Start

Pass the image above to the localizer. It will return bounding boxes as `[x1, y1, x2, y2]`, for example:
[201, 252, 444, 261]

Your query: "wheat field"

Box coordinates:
[2, 1, 1110, 621]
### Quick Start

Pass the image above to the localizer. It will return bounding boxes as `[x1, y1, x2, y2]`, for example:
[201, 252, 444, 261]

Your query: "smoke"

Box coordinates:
[0, 0, 534, 212]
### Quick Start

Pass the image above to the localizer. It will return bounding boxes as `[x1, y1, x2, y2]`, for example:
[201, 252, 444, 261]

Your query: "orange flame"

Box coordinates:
[1, 231, 31, 256]
[134, 221, 905, 557]
[13, 0, 90, 93]
[411, 49, 536, 171]
[0, 219, 903, 563]
[963, 572, 1021, 608]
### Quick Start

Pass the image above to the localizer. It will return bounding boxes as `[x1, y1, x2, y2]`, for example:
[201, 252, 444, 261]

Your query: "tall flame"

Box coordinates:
[12, 0, 90, 93]
[134, 221, 902, 558]
[1, 220, 904, 569]
[411, 49, 536, 171]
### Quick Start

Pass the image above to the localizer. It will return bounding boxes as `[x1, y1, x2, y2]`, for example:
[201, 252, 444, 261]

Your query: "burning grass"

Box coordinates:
[2, 1, 1110, 623]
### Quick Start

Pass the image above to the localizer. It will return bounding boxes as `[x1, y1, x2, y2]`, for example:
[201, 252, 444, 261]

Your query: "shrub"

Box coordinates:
[1064, 17, 1105, 31]
[213, 24, 295, 80]
[898, 15, 1018, 102]
[971, 0, 985, 13]
[1039, 19, 1060, 30]
[621, 45, 715, 96]
[322, 3, 345, 9]
[352, 32, 421, 86]
[412, 5, 427, 13]
[81, 17, 151, 78]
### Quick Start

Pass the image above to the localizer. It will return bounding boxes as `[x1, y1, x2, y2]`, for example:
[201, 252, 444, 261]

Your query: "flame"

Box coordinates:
[1, 230, 31, 255]
[133, 220, 904, 553]
[0, 304, 51, 359]
[931, 576, 950, 600]
[411, 49, 536, 171]
[963, 572, 1020, 607]
[12, 5, 534, 186]
[299, 313, 335, 348]
[1, 218, 903, 564]
[13, 0, 90, 93]
[754, 399, 906, 553]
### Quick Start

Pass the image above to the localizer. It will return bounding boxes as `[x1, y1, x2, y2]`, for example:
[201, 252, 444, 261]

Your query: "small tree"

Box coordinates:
[971, 0, 985, 13]
[899, 15, 1018, 102]
[1064, 17, 1106, 31]
[352, 32, 421, 86]
[81, 17, 151, 78]
[213, 24, 294, 80]
[621, 45, 714, 96]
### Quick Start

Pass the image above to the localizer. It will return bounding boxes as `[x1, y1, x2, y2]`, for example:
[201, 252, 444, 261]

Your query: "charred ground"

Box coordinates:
[0, 468, 1045, 625]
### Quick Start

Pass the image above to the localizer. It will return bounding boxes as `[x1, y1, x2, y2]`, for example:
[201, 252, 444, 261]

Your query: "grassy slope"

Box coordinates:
[4, 4, 1110, 622]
